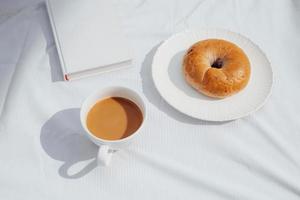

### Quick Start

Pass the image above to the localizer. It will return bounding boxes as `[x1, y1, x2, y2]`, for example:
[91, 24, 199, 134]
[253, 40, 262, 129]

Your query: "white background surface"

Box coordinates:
[0, 0, 300, 199]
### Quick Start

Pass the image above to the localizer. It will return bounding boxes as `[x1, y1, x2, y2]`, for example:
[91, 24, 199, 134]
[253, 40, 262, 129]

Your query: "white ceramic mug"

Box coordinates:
[80, 86, 146, 166]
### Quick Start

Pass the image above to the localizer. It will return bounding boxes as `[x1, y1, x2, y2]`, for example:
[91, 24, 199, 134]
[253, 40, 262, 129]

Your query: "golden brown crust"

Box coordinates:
[183, 39, 251, 98]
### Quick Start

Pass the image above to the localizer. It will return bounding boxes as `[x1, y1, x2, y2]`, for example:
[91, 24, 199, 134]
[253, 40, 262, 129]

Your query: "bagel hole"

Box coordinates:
[211, 58, 223, 69]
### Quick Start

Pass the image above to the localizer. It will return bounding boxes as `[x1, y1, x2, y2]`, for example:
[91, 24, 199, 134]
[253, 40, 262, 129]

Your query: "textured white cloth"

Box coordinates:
[0, 9, 31, 116]
[1, 0, 300, 199]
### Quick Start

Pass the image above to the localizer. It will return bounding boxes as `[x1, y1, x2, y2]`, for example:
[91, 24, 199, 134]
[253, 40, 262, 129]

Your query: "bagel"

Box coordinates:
[183, 39, 251, 98]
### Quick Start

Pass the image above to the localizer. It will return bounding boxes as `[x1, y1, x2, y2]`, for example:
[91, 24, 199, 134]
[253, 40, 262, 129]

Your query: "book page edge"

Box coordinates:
[66, 60, 132, 81]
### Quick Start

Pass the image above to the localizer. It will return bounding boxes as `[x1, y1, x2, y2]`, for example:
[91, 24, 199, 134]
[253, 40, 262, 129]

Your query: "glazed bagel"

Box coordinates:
[183, 39, 251, 98]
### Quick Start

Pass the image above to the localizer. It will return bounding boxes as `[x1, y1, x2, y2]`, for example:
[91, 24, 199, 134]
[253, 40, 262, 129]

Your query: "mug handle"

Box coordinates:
[97, 145, 113, 166]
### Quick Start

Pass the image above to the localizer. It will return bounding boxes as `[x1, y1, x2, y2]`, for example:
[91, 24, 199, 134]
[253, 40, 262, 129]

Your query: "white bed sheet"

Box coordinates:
[0, 0, 300, 199]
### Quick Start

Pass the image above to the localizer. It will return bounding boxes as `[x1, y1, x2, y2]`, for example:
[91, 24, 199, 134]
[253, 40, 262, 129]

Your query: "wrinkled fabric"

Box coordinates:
[0, 0, 300, 199]
[0, 9, 32, 116]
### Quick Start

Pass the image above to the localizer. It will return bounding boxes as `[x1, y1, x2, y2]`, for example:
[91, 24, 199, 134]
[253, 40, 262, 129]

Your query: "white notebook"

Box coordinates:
[46, 0, 132, 81]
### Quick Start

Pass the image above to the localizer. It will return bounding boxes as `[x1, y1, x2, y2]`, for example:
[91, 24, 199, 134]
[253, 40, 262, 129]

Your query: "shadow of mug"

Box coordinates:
[40, 108, 98, 179]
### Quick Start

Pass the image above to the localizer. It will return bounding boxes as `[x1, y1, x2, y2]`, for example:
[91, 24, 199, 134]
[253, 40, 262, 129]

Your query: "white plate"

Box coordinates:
[152, 29, 273, 121]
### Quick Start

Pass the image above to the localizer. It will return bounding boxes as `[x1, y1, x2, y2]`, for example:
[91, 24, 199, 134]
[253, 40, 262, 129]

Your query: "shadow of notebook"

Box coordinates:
[46, 0, 132, 81]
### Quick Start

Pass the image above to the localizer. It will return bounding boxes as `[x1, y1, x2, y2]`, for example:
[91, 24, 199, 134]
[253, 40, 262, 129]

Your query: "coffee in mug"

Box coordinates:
[86, 97, 143, 140]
